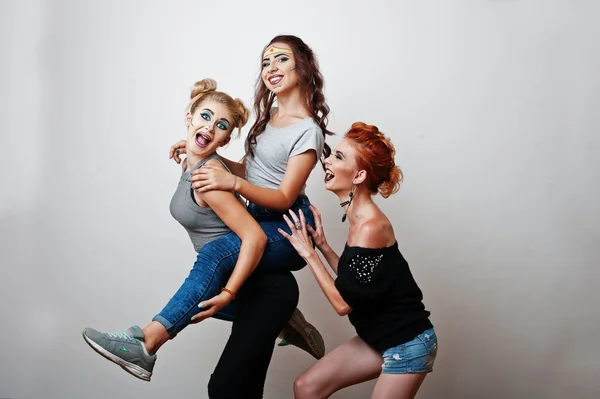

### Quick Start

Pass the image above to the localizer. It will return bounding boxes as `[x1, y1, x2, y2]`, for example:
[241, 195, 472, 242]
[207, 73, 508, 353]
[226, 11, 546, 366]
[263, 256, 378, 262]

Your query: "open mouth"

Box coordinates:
[268, 75, 283, 85]
[194, 131, 212, 148]
[324, 169, 335, 183]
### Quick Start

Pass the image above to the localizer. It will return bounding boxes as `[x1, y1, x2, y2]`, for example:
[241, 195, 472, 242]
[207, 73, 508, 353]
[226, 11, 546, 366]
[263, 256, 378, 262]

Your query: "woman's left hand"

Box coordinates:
[278, 209, 317, 260]
[189, 292, 233, 324]
[191, 163, 237, 193]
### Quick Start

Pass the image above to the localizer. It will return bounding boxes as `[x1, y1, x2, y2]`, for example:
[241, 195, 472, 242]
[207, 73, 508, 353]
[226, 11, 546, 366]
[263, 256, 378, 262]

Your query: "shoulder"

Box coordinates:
[355, 218, 395, 249]
[292, 119, 323, 145]
[288, 119, 323, 158]
[288, 118, 321, 134]
[304, 118, 322, 134]
[204, 157, 227, 170]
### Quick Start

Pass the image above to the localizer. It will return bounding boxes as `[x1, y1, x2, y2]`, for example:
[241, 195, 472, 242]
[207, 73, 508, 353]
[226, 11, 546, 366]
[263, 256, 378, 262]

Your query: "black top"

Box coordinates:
[334, 241, 433, 352]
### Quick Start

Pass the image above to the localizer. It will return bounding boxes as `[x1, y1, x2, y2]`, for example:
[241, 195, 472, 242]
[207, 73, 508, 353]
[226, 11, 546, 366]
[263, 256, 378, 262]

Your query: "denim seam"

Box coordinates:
[382, 367, 433, 375]
[409, 335, 434, 373]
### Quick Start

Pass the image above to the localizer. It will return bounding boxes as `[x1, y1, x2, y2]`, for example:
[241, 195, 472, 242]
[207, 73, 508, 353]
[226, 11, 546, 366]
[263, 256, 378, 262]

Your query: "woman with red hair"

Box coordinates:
[281, 122, 437, 399]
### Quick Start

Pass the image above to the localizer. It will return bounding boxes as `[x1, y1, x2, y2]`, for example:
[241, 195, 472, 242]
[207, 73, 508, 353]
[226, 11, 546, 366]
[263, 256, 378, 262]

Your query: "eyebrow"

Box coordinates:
[263, 53, 290, 62]
[201, 108, 230, 126]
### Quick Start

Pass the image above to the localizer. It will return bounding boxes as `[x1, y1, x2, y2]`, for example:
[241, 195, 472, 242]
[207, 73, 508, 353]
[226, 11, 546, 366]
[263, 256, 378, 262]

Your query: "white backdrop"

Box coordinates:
[1, 1, 599, 398]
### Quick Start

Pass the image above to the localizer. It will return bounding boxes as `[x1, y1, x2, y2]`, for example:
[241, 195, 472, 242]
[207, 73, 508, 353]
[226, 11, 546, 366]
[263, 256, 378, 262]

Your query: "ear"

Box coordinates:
[353, 170, 368, 185]
[185, 112, 193, 127]
[219, 136, 231, 147]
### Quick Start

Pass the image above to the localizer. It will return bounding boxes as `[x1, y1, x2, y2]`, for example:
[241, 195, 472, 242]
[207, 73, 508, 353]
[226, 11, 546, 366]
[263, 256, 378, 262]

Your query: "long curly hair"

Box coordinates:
[245, 35, 333, 164]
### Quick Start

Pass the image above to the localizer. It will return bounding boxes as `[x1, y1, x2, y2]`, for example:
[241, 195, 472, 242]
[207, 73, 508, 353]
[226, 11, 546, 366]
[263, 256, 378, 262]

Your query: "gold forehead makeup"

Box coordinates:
[263, 45, 293, 59]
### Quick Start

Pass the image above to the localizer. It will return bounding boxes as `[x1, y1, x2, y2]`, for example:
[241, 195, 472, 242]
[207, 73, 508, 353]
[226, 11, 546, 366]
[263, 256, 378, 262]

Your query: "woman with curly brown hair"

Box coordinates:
[164, 35, 332, 397]
[282, 123, 438, 399]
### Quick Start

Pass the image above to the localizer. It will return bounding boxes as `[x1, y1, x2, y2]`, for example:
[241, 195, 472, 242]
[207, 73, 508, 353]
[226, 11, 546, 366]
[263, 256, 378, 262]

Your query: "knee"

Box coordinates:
[294, 372, 322, 399]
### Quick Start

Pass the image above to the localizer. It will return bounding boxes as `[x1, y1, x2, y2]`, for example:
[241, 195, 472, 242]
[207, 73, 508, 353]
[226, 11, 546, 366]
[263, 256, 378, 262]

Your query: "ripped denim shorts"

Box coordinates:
[381, 328, 438, 374]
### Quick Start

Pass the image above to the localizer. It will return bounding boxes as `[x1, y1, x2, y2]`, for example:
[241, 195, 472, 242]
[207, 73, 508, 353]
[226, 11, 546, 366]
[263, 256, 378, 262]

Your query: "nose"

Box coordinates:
[205, 120, 215, 132]
[323, 155, 332, 166]
[268, 62, 278, 73]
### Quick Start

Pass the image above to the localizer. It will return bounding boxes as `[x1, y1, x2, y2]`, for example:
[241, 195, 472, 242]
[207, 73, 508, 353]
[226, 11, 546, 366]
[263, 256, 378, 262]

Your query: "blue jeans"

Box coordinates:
[153, 195, 315, 338]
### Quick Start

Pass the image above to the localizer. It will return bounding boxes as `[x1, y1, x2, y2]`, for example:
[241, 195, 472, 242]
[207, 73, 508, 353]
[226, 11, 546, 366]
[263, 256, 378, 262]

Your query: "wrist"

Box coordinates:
[221, 287, 236, 301]
[305, 250, 320, 262]
[318, 242, 331, 253]
[233, 175, 241, 192]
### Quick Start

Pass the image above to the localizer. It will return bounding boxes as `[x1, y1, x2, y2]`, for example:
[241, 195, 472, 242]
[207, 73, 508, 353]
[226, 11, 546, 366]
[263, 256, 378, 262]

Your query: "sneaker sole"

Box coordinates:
[82, 329, 152, 382]
[287, 309, 325, 359]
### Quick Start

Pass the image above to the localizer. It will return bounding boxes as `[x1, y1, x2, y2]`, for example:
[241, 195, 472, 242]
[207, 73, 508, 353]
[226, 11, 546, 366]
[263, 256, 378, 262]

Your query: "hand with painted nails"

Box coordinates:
[191, 163, 237, 193]
[189, 290, 234, 324]
[278, 209, 317, 260]
[169, 140, 187, 164]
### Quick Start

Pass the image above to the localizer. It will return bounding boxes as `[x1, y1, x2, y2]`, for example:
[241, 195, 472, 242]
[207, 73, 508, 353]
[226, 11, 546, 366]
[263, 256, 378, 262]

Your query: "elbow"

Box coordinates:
[335, 304, 352, 317]
[242, 228, 267, 250]
[256, 229, 268, 249]
[258, 231, 268, 248]
[272, 195, 297, 213]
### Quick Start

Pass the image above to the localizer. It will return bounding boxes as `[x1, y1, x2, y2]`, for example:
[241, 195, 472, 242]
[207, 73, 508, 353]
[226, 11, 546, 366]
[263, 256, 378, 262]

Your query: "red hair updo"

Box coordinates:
[345, 122, 403, 198]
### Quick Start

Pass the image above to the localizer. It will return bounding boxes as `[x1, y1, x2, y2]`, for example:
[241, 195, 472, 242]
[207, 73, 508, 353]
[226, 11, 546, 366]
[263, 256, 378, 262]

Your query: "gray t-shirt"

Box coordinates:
[170, 153, 238, 252]
[245, 117, 324, 192]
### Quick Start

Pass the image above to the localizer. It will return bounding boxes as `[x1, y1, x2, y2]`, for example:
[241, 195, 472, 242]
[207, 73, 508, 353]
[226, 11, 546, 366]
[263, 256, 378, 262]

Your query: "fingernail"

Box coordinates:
[198, 303, 203, 308]
[190, 317, 195, 321]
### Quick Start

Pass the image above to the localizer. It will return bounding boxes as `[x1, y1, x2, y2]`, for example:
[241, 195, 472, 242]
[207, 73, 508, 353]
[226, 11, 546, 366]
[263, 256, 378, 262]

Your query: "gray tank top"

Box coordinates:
[170, 153, 237, 252]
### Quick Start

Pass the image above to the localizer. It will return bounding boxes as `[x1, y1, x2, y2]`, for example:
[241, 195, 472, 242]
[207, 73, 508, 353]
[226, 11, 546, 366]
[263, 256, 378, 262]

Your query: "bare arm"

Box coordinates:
[303, 252, 352, 316]
[235, 151, 316, 212]
[305, 205, 340, 274]
[316, 244, 340, 275]
[197, 160, 267, 297]
[195, 151, 317, 213]
[279, 210, 352, 316]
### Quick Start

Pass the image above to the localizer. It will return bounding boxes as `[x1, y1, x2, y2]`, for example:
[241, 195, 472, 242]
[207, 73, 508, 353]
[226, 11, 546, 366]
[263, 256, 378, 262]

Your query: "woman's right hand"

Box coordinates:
[306, 205, 328, 249]
[169, 140, 187, 164]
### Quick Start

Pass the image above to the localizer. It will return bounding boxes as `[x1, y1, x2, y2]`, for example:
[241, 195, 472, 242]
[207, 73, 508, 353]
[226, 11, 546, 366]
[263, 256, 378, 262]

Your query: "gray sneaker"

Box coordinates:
[278, 308, 325, 359]
[82, 325, 156, 381]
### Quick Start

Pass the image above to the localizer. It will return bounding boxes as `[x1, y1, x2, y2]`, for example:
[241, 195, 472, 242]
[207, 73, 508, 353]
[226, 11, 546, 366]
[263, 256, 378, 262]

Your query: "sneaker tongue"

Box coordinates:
[128, 325, 145, 340]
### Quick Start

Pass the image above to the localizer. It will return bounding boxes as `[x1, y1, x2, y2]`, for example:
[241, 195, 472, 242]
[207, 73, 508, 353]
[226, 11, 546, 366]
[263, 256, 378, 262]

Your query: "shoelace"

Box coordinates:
[106, 331, 135, 342]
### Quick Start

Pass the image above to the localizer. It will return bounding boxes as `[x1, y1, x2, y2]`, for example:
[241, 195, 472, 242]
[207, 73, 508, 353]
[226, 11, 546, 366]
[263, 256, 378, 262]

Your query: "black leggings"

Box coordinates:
[208, 270, 299, 399]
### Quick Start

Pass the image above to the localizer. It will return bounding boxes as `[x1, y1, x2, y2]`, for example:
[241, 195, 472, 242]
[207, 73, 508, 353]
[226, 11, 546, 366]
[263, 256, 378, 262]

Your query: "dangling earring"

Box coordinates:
[340, 184, 357, 222]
